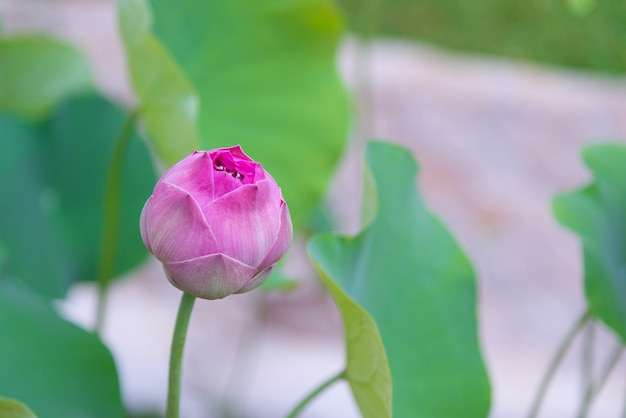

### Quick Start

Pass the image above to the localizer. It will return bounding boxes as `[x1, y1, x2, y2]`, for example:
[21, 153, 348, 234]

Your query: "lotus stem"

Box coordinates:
[285, 370, 345, 418]
[577, 343, 623, 418]
[94, 110, 137, 335]
[528, 311, 591, 418]
[166, 291, 196, 418]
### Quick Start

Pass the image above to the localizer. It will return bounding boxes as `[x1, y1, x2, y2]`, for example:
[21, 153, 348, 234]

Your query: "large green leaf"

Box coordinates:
[0, 398, 37, 418]
[0, 95, 156, 298]
[117, 0, 199, 165]
[308, 142, 491, 417]
[309, 257, 392, 418]
[0, 283, 124, 418]
[553, 144, 626, 341]
[119, 0, 349, 230]
[0, 35, 93, 120]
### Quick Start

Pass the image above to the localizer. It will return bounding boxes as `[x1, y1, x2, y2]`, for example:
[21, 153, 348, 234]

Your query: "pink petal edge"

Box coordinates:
[139, 196, 153, 252]
[236, 264, 275, 294]
[203, 179, 281, 268]
[164, 253, 257, 300]
[258, 200, 293, 271]
[146, 182, 218, 263]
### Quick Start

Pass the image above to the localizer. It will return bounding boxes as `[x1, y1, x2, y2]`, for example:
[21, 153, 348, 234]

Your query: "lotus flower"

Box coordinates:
[140, 146, 292, 299]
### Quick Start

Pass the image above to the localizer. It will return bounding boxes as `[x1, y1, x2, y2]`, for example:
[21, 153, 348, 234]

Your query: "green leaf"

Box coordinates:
[553, 143, 626, 341]
[308, 142, 491, 417]
[565, 0, 596, 17]
[309, 256, 392, 418]
[0, 283, 124, 418]
[120, 0, 349, 230]
[117, 0, 200, 166]
[0, 398, 37, 418]
[0, 95, 156, 298]
[0, 35, 93, 120]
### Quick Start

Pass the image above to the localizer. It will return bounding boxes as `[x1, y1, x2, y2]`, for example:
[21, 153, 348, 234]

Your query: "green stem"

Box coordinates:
[363, 0, 381, 42]
[94, 110, 138, 335]
[353, 0, 381, 144]
[581, 320, 595, 402]
[167, 292, 196, 418]
[285, 370, 345, 418]
[622, 371, 626, 418]
[577, 343, 623, 418]
[528, 311, 591, 418]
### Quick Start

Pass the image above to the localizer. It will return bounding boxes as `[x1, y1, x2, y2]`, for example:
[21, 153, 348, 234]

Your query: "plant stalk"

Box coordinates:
[527, 311, 591, 418]
[581, 320, 595, 404]
[94, 110, 137, 335]
[167, 291, 196, 418]
[353, 0, 381, 145]
[577, 343, 623, 418]
[285, 370, 345, 418]
[622, 372, 626, 418]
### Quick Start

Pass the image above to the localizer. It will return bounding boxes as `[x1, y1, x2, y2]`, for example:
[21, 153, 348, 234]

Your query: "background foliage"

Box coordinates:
[120, 0, 349, 231]
[554, 144, 626, 341]
[310, 142, 491, 417]
[0, 96, 155, 298]
[338, 0, 626, 72]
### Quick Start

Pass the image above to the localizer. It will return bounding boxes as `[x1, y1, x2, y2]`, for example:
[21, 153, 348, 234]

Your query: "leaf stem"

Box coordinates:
[285, 370, 345, 418]
[167, 291, 196, 418]
[577, 343, 623, 418]
[528, 311, 591, 418]
[353, 0, 381, 144]
[94, 110, 137, 335]
[581, 320, 595, 403]
[622, 371, 626, 418]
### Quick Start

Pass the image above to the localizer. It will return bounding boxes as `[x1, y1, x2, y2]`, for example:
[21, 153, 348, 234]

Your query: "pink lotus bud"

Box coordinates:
[140, 146, 293, 299]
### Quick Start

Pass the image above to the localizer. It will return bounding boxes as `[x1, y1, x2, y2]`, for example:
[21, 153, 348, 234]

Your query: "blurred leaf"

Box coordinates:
[339, 0, 626, 73]
[0, 35, 92, 120]
[0, 95, 155, 298]
[124, 0, 349, 230]
[307, 202, 337, 235]
[309, 142, 491, 417]
[0, 397, 37, 418]
[117, 0, 200, 166]
[0, 283, 124, 418]
[553, 144, 626, 341]
[0, 117, 70, 296]
[565, 0, 596, 17]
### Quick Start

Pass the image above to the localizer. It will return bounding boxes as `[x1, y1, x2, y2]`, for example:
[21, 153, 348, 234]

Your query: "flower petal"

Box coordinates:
[210, 146, 264, 186]
[139, 196, 152, 252]
[145, 181, 218, 263]
[204, 179, 281, 268]
[161, 151, 216, 204]
[164, 254, 257, 299]
[236, 264, 275, 294]
[211, 164, 250, 198]
[258, 200, 293, 271]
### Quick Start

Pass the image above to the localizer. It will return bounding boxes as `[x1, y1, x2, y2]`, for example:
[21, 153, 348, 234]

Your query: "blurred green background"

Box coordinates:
[338, 0, 626, 73]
